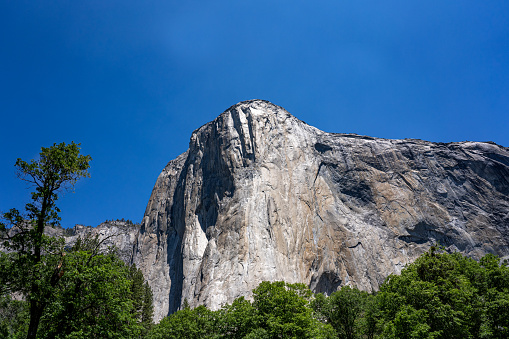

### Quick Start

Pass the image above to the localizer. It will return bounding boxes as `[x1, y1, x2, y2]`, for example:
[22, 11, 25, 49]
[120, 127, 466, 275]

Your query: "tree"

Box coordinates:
[38, 235, 145, 338]
[251, 281, 334, 339]
[0, 293, 29, 339]
[0, 233, 156, 339]
[142, 282, 155, 331]
[147, 282, 334, 339]
[376, 246, 509, 339]
[311, 286, 371, 339]
[0, 142, 91, 339]
[147, 305, 219, 339]
[129, 264, 154, 335]
[217, 296, 256, 339]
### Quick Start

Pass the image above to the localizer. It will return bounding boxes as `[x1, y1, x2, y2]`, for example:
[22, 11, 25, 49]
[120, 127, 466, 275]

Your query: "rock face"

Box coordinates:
[133, 99, 509, 321]
[2, 221, 139, 264]
[42, 221, 139, 263]
[63, 222, 139, 263]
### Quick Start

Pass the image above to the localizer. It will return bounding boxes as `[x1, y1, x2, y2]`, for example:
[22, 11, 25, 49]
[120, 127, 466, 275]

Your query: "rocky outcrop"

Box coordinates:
[133, 99, 509, 321]
[60, 221, 139, 263]
[2, 221, 139, 264]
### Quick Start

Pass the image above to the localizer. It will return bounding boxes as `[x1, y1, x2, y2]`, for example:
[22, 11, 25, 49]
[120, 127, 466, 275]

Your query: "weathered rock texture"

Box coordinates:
[39, 221, 139, 263]
[133, 99, 509, 321]
[63, 222, 139, 263]
[2, 221, 139, 263]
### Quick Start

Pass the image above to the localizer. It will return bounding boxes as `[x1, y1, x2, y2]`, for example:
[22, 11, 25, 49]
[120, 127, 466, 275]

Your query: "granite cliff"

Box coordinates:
[132, 100, 509, 321]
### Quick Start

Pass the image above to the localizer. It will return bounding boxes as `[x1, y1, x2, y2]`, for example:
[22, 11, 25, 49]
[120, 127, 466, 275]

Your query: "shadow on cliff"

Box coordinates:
[196, 121, 236, 235]
[166, 162, 187, 315]
[166, 124, 237, 315]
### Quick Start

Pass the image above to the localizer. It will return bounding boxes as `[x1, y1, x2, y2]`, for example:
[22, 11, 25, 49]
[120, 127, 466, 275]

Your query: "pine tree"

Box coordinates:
[142, 282, 154, 329]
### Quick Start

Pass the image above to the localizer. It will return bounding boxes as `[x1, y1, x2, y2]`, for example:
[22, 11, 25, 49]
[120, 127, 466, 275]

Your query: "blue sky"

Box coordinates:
[1, 1, 508, 228]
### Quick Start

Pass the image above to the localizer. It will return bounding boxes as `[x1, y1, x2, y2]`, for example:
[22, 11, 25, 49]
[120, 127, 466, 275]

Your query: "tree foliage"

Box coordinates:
[377, 246, 509, 339]
[250, 281, 332, 338]
[0, 294, 29, 339]
[0, 233, 155, 339]
[148, 281, 334, 339]
[147, 304, 219, 339]
[37, 234, 154, 338]
[217, 297, 256, 339]
[129, 262, 155, 335]
[312, 286, 373, 339]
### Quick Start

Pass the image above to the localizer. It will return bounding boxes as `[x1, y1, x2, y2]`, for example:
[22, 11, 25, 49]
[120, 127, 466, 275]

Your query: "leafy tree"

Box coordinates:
[38, 235, 144, 338]
[377, 246, 509, 339]
[251, 281, 334, 339]
[148, 282, 334, 339]
[478, 254, 509, 338]
[311, 286, 371, 339]
[0, 233, 156, 339]
[147, 305, 220, 339]
[251, 281, 311, 338]
[380, 305, 436, 339]
[0, 142, 91, 339]
[360, 292, 379, 339]
[216, 296, 255, 339]
[0, 294, 29, 339]
[243, 328, 270, 339]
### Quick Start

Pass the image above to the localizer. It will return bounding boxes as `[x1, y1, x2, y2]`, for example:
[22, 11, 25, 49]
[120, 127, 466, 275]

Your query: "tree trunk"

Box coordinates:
[26, 299, 44, 339]
[26, 194, 48, 339]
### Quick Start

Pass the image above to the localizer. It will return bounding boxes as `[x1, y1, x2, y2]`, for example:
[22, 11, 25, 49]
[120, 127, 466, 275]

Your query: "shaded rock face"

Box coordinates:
[133, 99, 509, 321]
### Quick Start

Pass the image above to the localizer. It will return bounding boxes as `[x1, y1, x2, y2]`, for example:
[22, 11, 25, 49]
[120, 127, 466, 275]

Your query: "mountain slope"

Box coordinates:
[133, 100, 509, 321]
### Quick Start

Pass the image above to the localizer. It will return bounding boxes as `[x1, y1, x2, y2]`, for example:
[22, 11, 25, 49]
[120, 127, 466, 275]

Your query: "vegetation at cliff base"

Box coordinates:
[0, 241, 154, 339]
[147, 246, 508, 339]
[376, 247, 509, 339]
[148, 282, 334, 339]
[37, 235, 154, 338]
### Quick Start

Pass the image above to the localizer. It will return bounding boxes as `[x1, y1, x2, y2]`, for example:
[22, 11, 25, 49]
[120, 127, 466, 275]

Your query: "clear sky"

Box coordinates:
[1, 1, 508, 228]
